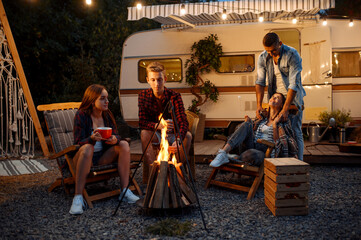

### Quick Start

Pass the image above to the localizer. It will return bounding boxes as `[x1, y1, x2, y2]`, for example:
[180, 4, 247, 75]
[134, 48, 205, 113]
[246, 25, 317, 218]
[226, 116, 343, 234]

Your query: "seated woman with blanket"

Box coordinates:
[210, 92, 298, 167]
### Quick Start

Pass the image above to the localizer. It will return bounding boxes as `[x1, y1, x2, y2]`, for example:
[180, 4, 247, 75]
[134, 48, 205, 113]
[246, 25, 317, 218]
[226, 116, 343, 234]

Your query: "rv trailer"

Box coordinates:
[120, 2, 361, 130]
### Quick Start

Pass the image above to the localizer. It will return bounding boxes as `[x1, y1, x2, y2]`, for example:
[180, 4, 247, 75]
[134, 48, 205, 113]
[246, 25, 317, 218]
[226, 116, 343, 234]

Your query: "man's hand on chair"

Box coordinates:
[256, 107, 267, 120]
[256, 106, 264, 120]
[245, 115, 252, 122]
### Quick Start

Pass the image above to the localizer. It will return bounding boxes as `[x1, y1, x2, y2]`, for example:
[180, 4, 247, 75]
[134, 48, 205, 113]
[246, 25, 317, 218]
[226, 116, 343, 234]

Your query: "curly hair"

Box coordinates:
[263, 32, 280, 47]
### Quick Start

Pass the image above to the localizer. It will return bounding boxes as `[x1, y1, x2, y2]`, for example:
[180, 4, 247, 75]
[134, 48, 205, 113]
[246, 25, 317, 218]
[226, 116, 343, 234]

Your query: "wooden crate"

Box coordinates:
[264, 158, 310, 216]
[265, 188, 308, 207]
[265, 197, 309, 216]
[264, 176, 310, 192]
[264, 158, 310, 174]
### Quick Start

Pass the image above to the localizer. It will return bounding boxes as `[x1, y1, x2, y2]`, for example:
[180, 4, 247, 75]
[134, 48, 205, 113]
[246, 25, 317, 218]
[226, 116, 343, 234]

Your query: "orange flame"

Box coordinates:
[156, 117, 170, 163]
[171, 155, 177, 165]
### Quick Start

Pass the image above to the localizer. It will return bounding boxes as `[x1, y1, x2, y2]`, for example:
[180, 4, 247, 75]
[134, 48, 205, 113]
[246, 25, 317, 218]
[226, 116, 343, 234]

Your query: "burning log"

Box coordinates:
[142, 116, 196, 209]
[142, 159, 196, 209]
[177, 170, 196, 204]
[169, 163, 183, 208]
[152, 161, 168, 208]
[143, 162, 159, 207]
[178, 164, 193, 190]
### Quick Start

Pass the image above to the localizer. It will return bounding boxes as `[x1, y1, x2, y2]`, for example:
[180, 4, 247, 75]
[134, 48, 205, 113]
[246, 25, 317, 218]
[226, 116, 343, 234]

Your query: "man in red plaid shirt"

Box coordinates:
[139, 62, 191, 172]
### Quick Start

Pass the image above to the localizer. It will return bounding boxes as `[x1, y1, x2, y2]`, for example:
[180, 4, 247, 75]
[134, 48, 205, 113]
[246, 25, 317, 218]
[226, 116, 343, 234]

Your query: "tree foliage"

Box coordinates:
[327, 0, 361, 18]
[2, 0, 358, 131]
[3, 0, 160, 135]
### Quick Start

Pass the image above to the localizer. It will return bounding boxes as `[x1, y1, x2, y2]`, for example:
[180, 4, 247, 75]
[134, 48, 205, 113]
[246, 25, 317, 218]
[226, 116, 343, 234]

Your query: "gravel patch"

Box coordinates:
[1, 159, 360, 239]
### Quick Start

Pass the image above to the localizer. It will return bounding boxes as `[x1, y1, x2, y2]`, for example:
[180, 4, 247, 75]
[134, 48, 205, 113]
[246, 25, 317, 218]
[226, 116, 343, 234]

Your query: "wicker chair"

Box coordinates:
[185, 110, 199, 179]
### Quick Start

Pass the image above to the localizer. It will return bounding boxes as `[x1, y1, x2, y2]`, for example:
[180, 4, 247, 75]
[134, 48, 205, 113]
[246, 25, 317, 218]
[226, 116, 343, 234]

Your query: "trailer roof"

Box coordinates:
[128, 0, 335, 29]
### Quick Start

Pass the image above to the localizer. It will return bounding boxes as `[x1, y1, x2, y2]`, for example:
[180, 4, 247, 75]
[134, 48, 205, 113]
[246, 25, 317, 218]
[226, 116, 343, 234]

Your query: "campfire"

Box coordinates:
[142, 117, 196, 209]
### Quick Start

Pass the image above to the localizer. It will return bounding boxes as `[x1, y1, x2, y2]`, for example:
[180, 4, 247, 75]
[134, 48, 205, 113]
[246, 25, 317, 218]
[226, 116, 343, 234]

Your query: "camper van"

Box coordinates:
[119, 18, 361, 130]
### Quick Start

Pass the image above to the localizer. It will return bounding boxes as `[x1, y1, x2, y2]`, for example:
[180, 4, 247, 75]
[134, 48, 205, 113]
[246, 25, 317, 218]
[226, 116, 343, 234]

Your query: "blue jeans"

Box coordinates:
[227, 121, 268, 155]
[227, 121, 267, 166]
[155, 131, 176, 145]
[289, 109, 304, 160]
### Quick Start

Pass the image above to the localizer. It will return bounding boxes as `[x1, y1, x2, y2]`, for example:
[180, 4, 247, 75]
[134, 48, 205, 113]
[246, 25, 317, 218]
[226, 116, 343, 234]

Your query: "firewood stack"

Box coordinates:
[142, 158, 196, 209]
[264, 158, 310, 216]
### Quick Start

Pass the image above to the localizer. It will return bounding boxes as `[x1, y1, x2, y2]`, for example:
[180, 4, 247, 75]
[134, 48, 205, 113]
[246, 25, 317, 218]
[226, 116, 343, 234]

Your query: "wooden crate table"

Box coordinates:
[264, 158, 310, 216]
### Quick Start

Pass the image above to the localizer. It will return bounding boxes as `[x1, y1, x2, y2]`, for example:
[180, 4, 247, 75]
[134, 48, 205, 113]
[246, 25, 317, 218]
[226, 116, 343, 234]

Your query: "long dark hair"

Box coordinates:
[267, 92, 286, 120]
[79, 84, 117, 128]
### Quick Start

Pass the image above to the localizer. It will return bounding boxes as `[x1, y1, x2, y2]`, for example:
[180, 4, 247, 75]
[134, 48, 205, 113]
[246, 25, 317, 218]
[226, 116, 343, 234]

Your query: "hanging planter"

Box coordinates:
[185, 34, 223, 142]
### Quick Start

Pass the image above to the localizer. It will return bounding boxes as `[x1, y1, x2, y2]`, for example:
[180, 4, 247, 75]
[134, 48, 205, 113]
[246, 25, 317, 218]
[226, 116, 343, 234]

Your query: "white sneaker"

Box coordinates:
[120, 188, 140, 203]
[69, 195, 86, 215]
[210, 149, 229, 167]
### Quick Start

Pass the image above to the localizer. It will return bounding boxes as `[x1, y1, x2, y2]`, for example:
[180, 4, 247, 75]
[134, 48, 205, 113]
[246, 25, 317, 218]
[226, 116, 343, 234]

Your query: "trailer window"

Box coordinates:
[138, 59, 182, 83]
[218, 55, 255, 73]
[332, 51, 361, 78]
[272, 29, 300, 53]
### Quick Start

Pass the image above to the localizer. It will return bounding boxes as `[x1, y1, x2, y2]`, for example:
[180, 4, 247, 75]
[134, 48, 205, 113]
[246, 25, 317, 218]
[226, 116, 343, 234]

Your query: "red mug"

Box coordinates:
[95, 127, 112, 139]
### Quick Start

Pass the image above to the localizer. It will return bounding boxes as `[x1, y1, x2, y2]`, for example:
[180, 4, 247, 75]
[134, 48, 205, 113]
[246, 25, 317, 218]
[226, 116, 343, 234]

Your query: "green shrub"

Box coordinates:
[318, 109, 352, 128]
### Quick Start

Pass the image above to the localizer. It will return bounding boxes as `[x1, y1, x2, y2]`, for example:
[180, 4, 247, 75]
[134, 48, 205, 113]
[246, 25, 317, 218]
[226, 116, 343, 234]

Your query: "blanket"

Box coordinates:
[0, 159, 49, 176]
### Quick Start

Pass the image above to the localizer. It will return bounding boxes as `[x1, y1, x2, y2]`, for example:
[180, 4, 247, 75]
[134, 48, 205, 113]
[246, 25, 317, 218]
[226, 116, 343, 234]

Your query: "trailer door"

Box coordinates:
[301, 26, 332, 122]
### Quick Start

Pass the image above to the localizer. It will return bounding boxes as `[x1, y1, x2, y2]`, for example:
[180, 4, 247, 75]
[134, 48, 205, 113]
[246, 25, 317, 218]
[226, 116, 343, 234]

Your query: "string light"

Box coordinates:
[222, 9, 227, 20]
[132, 3, 358, 26]
[180, 4, 186, 16]
[85, 0, 91, 5]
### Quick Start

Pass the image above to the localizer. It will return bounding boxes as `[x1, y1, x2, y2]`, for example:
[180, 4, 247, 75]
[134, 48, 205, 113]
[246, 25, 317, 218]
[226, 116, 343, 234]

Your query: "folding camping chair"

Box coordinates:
[205, 139, 274, 200]
[205, 103, 298, 199]
[37, 102, 142, 208]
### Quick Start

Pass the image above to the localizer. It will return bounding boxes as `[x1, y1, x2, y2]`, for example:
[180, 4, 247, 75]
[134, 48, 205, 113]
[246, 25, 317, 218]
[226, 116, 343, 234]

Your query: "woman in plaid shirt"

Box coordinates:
[69, 84, 139, 215]
[210, 92, 298, 168]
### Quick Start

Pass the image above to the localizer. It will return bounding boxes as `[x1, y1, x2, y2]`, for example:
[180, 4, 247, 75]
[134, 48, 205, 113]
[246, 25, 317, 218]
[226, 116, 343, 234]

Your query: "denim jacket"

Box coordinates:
[255, 44, 306, 110]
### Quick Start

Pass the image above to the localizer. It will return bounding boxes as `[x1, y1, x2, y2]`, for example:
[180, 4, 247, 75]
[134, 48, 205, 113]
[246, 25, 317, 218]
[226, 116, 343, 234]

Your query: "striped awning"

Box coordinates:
[128, 0, 335, 29]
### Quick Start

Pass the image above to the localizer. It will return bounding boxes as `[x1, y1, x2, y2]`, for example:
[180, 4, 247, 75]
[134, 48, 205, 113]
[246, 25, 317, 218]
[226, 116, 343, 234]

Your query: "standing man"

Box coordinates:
[255, 32, 306, 160]
[138, 62, 192, 181]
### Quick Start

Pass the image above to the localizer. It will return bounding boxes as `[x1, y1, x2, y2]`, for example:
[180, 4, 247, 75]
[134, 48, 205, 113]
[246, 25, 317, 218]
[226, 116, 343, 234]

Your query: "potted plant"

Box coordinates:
[318, 109, 352, 143]
[185, 34, 223, 141]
